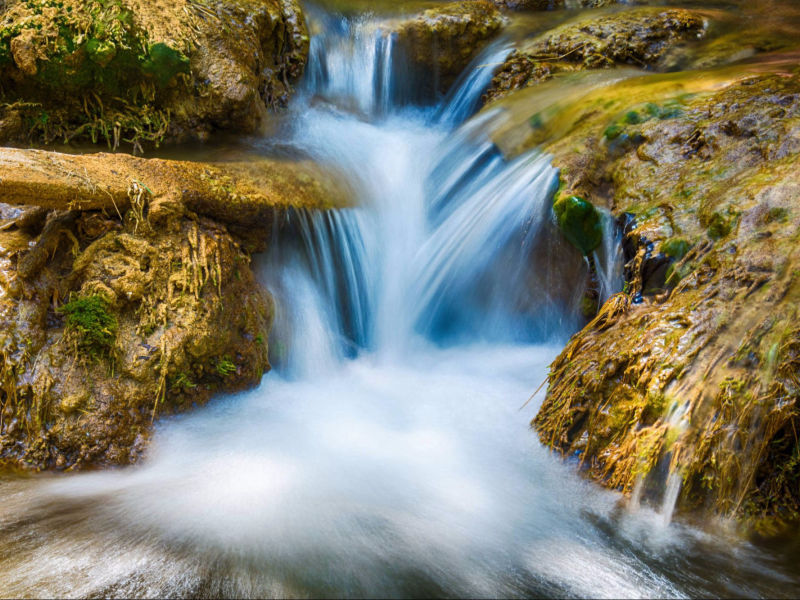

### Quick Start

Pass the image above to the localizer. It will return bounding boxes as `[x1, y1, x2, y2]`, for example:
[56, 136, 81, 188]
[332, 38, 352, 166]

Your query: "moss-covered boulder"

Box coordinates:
[0, 0, 309, 150]
[0, 146, 348, 471]
[527, 68, 800, 533]
[485, 7, 706, 103]
[388, 0, 505, 95]
[0, 205, 273, 470]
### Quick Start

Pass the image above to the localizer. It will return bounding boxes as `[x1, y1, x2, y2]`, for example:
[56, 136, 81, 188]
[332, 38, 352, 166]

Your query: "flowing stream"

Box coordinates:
[1, 7, 800, 599]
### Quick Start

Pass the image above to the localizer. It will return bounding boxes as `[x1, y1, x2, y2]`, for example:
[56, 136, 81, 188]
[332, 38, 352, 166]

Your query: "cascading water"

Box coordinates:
[0, 8, 797, 599]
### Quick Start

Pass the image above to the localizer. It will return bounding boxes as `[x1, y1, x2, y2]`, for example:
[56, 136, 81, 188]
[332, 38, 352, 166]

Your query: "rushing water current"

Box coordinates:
[2, 9, 800, 599]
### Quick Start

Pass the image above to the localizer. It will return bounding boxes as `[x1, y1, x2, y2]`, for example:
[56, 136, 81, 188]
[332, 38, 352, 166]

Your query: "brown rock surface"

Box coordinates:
[485, 7, 707, 103]
[0, 0, 310, 149]
[510, 64, 800, 532]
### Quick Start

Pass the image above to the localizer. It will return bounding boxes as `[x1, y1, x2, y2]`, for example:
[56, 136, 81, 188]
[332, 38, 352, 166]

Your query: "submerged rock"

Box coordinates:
[485, 7, 706, 103]
[528, 69, 800, 533]
[0, 0, 309, 150]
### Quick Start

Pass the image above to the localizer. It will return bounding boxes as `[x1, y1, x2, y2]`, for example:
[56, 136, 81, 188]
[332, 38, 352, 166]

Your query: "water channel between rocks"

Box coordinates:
[1, 5, 799, 599]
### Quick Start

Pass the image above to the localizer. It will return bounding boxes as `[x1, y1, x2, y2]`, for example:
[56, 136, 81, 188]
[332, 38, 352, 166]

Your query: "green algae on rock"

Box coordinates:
[0, 0, 310, 150]
[553, 194, 602, 256]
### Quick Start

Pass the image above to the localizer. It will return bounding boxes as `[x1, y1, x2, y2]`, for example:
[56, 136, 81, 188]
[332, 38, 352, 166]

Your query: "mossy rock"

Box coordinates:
[553, 195, 603, 256]
[661, 237, 691, 260]
[532, 68, 800, 530]
[485, 7, 707, 104]
[0, 0, 310, 150]
[0, 205, 274, 471]
[58, 294, 118, 358]
[389, 0, 505, 94]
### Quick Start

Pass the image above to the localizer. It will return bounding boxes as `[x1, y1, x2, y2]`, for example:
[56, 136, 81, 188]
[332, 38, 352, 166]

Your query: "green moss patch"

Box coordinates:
[0, 0, 190, 148]
[554, 195, 603, 256]
[661, 237, 691, 260]
[58, 294, 118, 357]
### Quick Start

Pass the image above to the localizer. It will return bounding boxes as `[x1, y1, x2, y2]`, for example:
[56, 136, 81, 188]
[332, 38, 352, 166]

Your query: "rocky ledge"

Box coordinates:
[0, 149, 346, 470]
[493, 62, 800, 533]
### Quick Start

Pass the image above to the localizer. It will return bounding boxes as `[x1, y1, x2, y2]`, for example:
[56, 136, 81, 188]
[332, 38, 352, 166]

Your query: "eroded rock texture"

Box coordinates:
[0, 0, 310, 149]
[529, 70, 800, 533]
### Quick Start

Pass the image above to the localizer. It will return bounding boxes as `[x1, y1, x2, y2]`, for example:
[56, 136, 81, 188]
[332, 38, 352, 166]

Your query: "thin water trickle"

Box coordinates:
[0, 8, 798, 599]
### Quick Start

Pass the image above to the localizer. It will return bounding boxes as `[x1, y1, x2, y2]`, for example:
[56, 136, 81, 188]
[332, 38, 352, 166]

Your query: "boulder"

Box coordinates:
[0, 0, 310, 150]
[0, 206, 272, 470]
[485, 7, 706, 103]
[389, 0, 505, 95]
[526, 68, 800, 533]
[0, 147, 348, 471]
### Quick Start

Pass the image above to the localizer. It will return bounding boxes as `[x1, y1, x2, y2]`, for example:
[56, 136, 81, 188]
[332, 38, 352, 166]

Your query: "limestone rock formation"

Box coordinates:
[485, 7, 707, 103]
[389, 0, 505, 95]
[521, 67, 800, 532]
[0, 0, 310, 150]
[0, 148, 347, 470]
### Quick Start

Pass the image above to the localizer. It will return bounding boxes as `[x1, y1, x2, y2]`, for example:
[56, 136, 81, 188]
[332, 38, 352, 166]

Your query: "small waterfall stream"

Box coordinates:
[0, 8, 797, 599]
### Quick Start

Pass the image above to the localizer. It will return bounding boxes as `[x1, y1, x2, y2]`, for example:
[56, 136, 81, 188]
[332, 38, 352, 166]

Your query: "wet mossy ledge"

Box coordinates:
[474, 1, 800, 533]
[0, 0, 309, 151]
[485, 6, 708, 104]
[497, 62, 800, 533]
[0, 148, 347, 471]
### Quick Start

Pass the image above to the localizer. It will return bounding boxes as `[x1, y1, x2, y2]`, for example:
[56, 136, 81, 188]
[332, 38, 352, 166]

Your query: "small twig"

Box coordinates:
[519, 376, 549, 411]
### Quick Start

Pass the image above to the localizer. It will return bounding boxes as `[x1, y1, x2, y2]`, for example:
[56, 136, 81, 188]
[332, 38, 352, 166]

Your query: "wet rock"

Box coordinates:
[0, 148, 349, 234]
[389, 0, 505, 94]
[553, 195, 602, 256]
[0, 145, 347, 471]
[0, 203, 274, 471]
[0, 0, 310, 150]
[485, 7, 706, 103]
[529, 70, 800, 533]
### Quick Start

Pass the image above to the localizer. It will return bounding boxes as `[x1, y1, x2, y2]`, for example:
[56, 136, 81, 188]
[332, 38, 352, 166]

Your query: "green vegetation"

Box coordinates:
[215, 356, 237, 377]
[553, 195, 603, 256]
[170, 372, 197, 392]
[661, 238, 691, 261]
[706, 209, 737, 240]
[0, 0, 189, 94]
[58, 294, 118, 357]
[603, 100, 684, 141]
[0, 0, 190, 148]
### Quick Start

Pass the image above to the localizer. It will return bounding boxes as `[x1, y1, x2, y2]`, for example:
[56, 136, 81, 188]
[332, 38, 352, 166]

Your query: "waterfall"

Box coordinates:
[6, 10, 785, 600]
[273, 21, 585, 358]
[435, 40, 514, 126]
[305, 16, 399, 116]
